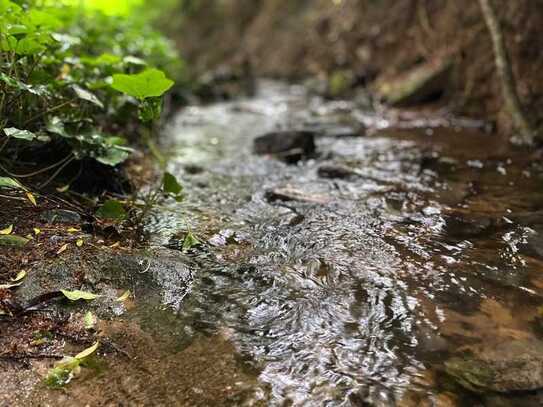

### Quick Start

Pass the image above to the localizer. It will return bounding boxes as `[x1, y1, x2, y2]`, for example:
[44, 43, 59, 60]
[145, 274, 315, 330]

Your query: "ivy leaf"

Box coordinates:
[3, 127, 36, 141]
[162, 172, 182, 195]
[96, 199, 126, 221]
[111, 68, 174, 100]
[60, 289, 98, 301]
[72, 85, 104, 109]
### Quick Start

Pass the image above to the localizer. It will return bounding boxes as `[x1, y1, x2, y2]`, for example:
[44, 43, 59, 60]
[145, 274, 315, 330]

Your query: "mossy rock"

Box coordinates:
[445, 339, 543, 393]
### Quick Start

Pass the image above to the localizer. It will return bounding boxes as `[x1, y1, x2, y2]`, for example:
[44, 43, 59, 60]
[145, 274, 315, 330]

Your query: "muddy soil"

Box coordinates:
[3, 81, 543, 406]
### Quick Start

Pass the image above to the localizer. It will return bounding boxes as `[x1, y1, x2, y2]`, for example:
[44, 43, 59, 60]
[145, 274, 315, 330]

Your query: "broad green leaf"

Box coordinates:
[111, 68, 174, 100]
[96, 199, 126, 221]
[72, 85, 104, 109]
[0, 234, 29, 247]
[46, 117, 69, 138]
[96, 146, 131, 166]
[0, 177, 24, 190]
[60, 289, 98, 301]
[162, 172, 182, 195]
[75, 342, 99, 359]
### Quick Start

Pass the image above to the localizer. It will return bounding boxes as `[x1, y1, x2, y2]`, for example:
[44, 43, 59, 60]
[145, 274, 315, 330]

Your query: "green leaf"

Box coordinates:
[0, 177, 24, 190]
[0, 235, 29, 247]
[96, 199, 126, 221]
[45, 357, 80, 388]
[138, 97, 162, 122]
[182, 231, 202, 251]
[111, 68, 174, 100]
[162, 172, 182, 195]
[60, 289, 98, 301]
[3, 127, 36, 141]
[72, 85, 104, 109]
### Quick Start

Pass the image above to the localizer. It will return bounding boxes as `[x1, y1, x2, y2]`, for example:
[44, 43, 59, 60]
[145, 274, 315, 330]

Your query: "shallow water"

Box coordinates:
[123, 82, 543, 405]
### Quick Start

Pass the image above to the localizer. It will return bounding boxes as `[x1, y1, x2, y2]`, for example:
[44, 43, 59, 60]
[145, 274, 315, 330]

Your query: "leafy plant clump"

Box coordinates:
[0, 0, 181, 180]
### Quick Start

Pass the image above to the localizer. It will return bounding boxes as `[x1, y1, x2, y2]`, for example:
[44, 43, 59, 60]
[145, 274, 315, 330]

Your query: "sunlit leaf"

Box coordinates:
[76, 239, 84, 247]
[0, 177, 24, 190]
[56, 243, 69, 254]
[60, 289, 98, 301]
[111, 68, 174, 100]
[0, 225, 13, 235]
[75, 341, 99, 360]
[116, 290, 131, 302]
[3, 127, 36, 141]
[26, 192, 37, 206]
[11, 270, 26, 282]
[33, 228, 41, 235]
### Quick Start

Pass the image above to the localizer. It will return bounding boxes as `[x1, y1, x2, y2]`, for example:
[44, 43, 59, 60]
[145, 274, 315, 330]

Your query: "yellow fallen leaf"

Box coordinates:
[0, 225, 13, 235]
[67, 227, 80, 233]
[56, 243, 69, 255]
[26, 192, 37, 206]
[75, 341, 99, 360]
[76, 239, 83, 247]
[116, 290, 131, 302]
[25, 234, 33, 240]
[33, 228, 41, 235]
[11, 270, 27, 282]
[109, 242, 120, 248]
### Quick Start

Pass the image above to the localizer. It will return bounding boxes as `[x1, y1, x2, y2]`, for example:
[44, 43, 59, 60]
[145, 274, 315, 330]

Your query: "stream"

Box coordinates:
[143, 81, 543, 405]
[25, 81, 543, 406]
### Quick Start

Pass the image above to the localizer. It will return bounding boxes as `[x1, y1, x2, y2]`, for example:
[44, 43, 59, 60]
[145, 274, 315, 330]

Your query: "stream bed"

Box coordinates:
[20, 81, 543, 406]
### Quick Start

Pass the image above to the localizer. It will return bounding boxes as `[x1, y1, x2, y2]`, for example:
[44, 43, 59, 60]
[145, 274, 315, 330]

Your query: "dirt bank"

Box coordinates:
[170, 0, 543, 138]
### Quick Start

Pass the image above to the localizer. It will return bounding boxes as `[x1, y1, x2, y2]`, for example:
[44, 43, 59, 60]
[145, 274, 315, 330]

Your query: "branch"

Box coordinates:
[478, 0, 535, 145]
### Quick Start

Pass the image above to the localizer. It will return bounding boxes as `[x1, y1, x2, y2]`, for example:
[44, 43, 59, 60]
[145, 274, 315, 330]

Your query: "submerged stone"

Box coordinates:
[253, 130, 316, 163]
[265, 187, 330, 204]
[445, 339, 543, 393]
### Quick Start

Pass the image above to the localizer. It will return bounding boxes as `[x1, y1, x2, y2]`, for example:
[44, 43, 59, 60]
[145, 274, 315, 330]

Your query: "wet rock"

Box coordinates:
[17, 249, 192, 316]
[40, 209, 82, 224]
[208, 229, 237, 246]
[445, 339, 543, 393]
[253, 130, 316, 163]
[375, 57, 452, 106]
[444, 212, 496, 238]
[317, 164, 361, 180]
[265, 187, 330, 204]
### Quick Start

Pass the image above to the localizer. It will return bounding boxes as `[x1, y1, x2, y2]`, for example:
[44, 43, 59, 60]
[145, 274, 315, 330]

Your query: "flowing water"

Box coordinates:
[28, 81, 543, 406]
[134, 81, 543, 405]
